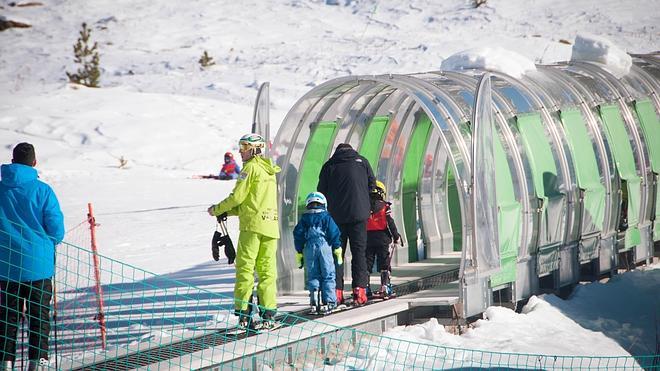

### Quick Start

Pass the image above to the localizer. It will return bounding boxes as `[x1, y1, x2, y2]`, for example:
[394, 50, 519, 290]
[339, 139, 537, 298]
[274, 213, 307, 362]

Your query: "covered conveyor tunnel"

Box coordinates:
[271, 54, 660, 317]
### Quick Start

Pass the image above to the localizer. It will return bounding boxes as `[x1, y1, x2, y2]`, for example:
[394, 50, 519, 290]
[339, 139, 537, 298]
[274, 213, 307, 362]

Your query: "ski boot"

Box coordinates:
[309, 289, 326, 314]
[27, 359, 49, 371]
[365, 284, 374, 299]
[319, 303, 336, 315]
[335, 288, 344, 305]
[352, 287, 368, 306]
[258, 309, 281, 330]
[380, 283, 395, 299]
[380, 270, 394, 298]
[235, 308, 253, 330]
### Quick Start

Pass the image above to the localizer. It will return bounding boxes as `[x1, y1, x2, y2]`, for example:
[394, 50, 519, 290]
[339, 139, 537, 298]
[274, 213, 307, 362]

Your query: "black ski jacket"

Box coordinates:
[318, 147, 376, 224]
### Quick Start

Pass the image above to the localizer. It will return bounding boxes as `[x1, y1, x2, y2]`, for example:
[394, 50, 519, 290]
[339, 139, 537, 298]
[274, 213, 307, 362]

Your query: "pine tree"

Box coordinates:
[198, 50, 215, 68]
[66, 23, 100, 88]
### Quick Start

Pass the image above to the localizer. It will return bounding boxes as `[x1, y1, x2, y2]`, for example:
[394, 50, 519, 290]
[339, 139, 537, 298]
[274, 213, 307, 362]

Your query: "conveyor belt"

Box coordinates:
[71, 267, 459, 370]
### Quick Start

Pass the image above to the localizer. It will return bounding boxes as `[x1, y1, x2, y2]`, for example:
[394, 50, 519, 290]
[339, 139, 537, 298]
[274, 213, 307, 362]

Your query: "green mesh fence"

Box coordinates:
[1, 215, 658, 370]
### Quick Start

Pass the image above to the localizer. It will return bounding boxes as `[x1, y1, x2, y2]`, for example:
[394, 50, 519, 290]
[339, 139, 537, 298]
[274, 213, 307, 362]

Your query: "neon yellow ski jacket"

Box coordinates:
[210, 156, 281, 239]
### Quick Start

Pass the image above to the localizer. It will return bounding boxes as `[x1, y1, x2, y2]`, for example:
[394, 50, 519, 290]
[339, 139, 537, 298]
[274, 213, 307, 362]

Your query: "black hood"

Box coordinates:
[328, 146, 359, 164]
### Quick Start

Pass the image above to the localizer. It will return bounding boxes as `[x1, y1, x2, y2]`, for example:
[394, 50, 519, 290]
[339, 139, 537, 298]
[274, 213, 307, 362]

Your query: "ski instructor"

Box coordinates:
[207, 133, 281, 329]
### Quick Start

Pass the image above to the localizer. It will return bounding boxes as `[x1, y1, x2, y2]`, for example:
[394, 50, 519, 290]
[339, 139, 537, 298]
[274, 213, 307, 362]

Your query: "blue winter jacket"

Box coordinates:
[293, 208, 341, 253]
[0, 163, 64, 282]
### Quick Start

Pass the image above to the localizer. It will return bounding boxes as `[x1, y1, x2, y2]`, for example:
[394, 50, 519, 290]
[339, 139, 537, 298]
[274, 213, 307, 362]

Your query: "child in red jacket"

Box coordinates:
[366, 180, 401, 298]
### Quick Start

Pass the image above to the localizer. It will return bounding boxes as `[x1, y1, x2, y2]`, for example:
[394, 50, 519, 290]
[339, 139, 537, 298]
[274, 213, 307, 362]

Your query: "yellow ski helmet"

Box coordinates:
[372, 180, 386, 199]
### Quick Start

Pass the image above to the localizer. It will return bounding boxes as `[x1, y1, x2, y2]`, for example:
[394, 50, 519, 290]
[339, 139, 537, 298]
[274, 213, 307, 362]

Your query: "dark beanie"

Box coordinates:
[336, 143, 353, 151]
[12, 142, 36, 166]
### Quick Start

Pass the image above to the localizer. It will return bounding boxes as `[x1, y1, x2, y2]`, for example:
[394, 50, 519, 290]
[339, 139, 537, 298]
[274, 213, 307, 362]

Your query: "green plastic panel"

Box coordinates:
[447, 167, 462, 252]
[516, 113, 561, 200]
[490, 132, 521, 287]
[599, 104, 641, 249]
[516, 112, 564, 255]
[359, 116, 390, 177]
[634, 99, 660, 241]
[297, 121, 338, 213]
[402, 114, 432, 262]
[561, 109, 606, 229]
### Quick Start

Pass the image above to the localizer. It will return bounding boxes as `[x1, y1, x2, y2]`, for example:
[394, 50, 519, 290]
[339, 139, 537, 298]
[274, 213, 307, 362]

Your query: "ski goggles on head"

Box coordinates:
[239, 142, 265, 152]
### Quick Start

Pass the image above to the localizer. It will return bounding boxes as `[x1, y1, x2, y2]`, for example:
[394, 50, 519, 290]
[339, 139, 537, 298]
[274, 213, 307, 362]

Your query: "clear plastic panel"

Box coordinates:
[472, 74, 501, 275]
[320, 82, 381, 148]
[631, 55, 660, 88]
[419, 131, 445, 256]
[251, 82, 270, 155]
[384, 98, 418, 266]
[441, 71, 535, 260]
[273, 79, 379, 291]
[402, 112, 434, 261]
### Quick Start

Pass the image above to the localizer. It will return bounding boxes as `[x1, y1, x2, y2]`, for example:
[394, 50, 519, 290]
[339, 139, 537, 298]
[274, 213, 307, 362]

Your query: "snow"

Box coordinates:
[441, 46, 537, 78]
[343, 265, 659, 369]
[1, 0, 659, 364]
[571, 33, 633, 78]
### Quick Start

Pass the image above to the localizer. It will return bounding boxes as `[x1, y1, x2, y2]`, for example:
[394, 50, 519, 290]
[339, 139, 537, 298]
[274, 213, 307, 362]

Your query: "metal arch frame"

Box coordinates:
[540, 66, 620, 235]
[500, 73, 584, 287]
[382, 96, 419, 266]
[521, 73, 582, 244]
[437, 71, 536, 262]
[531, 66, 620, 274]
[569, 62, 654, 262]
[272, 61, 659, 313]
[274, 77, 372, 291]
[492, 73, 578, 255]
[390, 75, 475, 270]
[272, 74, 487, 308]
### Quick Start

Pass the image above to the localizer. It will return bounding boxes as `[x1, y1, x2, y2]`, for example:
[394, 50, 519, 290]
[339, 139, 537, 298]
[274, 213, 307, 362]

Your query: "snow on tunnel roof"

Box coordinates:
[440, 46, 537, 79]
[570, 33, 632, 78]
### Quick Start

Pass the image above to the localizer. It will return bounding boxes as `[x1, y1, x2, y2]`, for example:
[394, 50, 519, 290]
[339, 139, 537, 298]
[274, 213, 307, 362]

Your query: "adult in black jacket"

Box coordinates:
[318, 143, 375, 305]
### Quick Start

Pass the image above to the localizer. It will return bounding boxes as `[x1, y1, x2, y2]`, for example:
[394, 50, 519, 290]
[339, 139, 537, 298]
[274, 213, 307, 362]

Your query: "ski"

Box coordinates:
[191, 174, 220, 179]
[370, 293, 396, 300]
[307, 304, 349, 316]
[224, 320, 283, 336]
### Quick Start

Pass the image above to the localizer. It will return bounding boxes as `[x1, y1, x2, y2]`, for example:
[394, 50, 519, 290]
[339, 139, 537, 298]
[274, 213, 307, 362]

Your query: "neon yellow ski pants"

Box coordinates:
[234, 230, 278, 312]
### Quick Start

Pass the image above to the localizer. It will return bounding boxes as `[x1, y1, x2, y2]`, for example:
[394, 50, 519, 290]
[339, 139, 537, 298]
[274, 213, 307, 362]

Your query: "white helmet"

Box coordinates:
[238, 133, 266, 154]
[305, 192, 327, 208]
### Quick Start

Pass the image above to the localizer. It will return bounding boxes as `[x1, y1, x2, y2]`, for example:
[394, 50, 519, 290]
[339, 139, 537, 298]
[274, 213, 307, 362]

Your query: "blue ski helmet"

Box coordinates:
[305, 192, 327, 208]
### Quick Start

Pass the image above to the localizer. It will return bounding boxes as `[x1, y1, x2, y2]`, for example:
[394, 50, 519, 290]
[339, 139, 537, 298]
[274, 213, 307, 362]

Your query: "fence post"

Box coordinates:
[88, 203, 107, 350]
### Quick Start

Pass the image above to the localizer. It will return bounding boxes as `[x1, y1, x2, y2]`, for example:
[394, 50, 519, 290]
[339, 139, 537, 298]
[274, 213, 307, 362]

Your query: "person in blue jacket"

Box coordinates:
[293, 192, 342, 314]
[0, 142, 64, 370]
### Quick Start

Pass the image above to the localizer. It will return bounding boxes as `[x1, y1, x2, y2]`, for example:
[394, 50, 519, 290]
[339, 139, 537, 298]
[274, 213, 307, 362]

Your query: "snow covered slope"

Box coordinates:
[0, 0, 658, 360]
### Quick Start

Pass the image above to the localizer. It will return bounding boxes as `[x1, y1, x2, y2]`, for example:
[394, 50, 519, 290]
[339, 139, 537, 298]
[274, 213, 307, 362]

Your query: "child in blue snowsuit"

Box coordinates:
[293, 192, 343, 313]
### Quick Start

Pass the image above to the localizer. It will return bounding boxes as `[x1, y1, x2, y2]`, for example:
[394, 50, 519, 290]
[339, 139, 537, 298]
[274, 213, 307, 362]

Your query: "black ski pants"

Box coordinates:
[0, 279, 52, 362]
[336, 220, 369, 290]
[366, 243, 390, 274]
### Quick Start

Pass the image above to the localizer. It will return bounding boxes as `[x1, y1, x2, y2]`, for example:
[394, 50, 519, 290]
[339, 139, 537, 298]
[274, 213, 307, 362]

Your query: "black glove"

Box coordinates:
[224, 236, 236, 265]
[212, 226, 235, 264]
[211, 231, 222, 261]
[216, 212, 228, 222]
